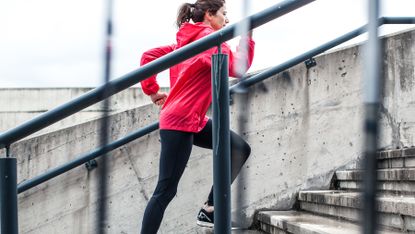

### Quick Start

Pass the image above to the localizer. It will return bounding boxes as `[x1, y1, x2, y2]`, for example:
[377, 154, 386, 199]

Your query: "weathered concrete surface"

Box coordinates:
[378, 156, 415, 169]
[336, 168, 415, 194]
[257, 210, 400, 234]
[298, 191, 415, 216]
[378, 147, 415, 159]
[298, 191, 415, 231]
[336, 168, 415, 181]
[9, 28, 415, 233]
[200, 228, 264, 234]
[0, 87, 168, 136]
[376, 147, 415, 169]
[381, 29, 415, 148]
[338, 180, 415, 194]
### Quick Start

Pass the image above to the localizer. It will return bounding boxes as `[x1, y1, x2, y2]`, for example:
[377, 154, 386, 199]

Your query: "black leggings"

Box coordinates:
[140, 120, 251, 233]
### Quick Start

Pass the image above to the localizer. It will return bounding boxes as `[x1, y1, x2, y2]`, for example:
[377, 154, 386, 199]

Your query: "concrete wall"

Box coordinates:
[8, 29, 415, 233]
[0, 87, 169, 137]
[228, 29, 415, 224]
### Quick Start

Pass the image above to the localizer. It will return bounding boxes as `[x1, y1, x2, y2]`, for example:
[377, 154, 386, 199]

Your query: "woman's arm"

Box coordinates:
[140, 45, 175, 95]
[225, 35, 255, 78]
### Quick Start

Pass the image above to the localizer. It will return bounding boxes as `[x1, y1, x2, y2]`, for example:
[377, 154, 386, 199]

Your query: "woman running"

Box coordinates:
[139, 0, 255, 232]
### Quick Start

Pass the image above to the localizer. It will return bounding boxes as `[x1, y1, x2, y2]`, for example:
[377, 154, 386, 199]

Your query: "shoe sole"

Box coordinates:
[196, 220, 214, 228]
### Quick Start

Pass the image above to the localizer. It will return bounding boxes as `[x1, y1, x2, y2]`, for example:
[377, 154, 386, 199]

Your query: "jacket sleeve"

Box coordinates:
[224, 36, 255, 78]
[140, 45, 175, 95]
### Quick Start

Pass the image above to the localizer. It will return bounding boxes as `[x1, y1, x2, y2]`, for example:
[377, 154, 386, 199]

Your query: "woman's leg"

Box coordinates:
[194, 119, 251, 206]
[141, 130, 193, 234]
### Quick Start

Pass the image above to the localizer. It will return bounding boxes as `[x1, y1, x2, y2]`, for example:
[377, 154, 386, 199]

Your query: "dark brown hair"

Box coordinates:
[176, 0, 225, 28]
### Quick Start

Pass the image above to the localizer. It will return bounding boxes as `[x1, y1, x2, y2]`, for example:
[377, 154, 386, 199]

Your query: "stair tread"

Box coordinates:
[336, 168, 415, 181]
[300, 190, 415, 202]
[337, 168, 415, 172]
[258, 210, 401, 234]
[337, 168, 415, 174]
[299, 190, 415, 216]
[378, 148, 415, 159]
[200, 228, 264, 233]
[338, 180, 415, 192]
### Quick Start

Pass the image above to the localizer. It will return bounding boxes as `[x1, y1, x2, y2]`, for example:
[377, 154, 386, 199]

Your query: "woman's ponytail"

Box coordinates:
[176, 3, 194, 28]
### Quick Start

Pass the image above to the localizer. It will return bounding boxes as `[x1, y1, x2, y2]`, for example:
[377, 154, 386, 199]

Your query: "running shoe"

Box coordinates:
[196, 208, 214, 228]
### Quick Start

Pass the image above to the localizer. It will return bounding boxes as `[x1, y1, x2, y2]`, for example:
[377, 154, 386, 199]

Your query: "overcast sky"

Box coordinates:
[0, 0, 414, 88]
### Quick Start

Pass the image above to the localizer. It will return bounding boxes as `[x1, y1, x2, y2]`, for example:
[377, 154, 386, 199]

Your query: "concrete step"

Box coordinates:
[298, 190, 415, 232]
[257, 210, 401, 234]
[197, 219, 266, 233]
[199, 228, 265, 234]
[336, 168, 415, 194]
[377, 148, 415, 169]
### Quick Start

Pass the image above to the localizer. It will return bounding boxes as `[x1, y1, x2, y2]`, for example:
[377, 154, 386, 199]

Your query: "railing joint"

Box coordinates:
[305, 57, 317, 69]
[229, 95, 234, 106]
[85, 159, 98, 171]
[6, 145, 11, 158]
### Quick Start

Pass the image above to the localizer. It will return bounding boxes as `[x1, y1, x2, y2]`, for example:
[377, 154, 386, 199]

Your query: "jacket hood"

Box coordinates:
[176, 22, 213, 48]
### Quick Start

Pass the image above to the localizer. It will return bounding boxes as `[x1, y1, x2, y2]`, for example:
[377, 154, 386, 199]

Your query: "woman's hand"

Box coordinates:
[150, 92, 168, 106]
[247, 30, 253, 38]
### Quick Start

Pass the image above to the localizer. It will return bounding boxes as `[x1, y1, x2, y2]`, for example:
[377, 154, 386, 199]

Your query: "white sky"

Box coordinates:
[0, 0, 414, 88]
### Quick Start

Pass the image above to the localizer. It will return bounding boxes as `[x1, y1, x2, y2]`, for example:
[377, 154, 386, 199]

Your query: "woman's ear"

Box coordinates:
[204, 11, 213, 21]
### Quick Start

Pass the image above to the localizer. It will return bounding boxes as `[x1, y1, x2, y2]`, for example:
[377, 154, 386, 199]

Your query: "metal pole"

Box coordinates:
[234, 0, 251, 228]
[212, 49, 231, 234]
[0, 150, 18, 234]
[96, 0, 113, 233]
[362, 0, 380, 233]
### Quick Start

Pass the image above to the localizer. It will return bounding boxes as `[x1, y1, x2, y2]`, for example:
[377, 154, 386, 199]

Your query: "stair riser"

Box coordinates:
[259, 220, 324, 234]
[257, 211, 400, 234]
[378, 149, 415, 160]
[378, 157, 415, 169]
[259, 223, 288, 234]
[338, 181, 415, 194]
[336, 169, 415, 181]
[298, 193, 415, 216]
[300, 202, 415, 231]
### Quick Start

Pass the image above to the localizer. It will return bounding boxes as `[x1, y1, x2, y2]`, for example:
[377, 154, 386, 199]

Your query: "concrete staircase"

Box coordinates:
[258, 147, 415, 233]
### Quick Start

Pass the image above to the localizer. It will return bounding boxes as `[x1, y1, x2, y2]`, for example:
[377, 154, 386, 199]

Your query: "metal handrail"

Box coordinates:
[17, 122, 158, 193]
[230, 16, 415, 93]
[0, 0, 315, 149]
[362, 1, 381, 233]
[383, 16, 415, 24]
[16, 16, 415, 193]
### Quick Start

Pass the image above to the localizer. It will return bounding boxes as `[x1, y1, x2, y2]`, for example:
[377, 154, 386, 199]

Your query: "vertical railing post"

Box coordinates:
[234, 0, 251, 227]
[96, 0, 114, 232]
[212, 46, 231, 234]
[0, 146, 19, 234]
[362, 0, 381, 233]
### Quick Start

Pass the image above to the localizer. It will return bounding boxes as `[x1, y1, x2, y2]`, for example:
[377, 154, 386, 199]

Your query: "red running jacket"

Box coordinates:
[140, 22, 255, 133]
